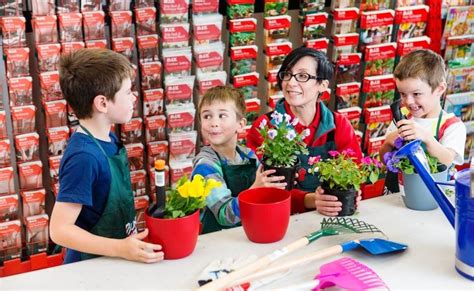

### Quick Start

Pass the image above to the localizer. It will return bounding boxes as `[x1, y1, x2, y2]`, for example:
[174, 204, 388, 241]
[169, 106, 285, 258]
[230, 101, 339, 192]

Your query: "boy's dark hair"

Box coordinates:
[59, 48, 134, 119]
[393, 49, 446, 92]
[277, 46, 334, 89]
[198, 86, 246, 119]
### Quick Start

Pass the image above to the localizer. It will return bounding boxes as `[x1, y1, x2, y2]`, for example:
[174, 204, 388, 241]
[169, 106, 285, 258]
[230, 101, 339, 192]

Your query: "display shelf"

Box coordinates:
[0, 250, 64, 278]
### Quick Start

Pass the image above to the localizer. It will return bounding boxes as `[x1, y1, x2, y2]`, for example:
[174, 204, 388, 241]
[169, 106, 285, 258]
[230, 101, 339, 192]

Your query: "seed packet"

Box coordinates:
[81, 0, 101, 12]
[159, 0, 189, 24]
[147, 141, 169, 169]
[58, 13, 83, 43]
[194, 42, 225, 74]
[31, 15, 58, 44]
[393, 5, 429, 42]
[444, 35, 474, 62]
[245, 98, 261, 126]
[46, 126, 69, 156]
[160, 23, 190, 49]
[331, 33, 359, 62]
[144, 115, 167, 142]
[337, 106, 362, 132]
[299, 0, 325, 18]
[359, 0, 391, 12]
[143, 89, 164, 116]
[134, 195, 149, 232]
[21, 189, 46, 217]
[192, 0, 219, 15]
[121, 117, 143, 144]
[1, 16, 26, 48]
[0, 112, 6, 139]
[18, 161, 43, 190]
[232, 72, 259, 100]
[264, 0, 289, 17]
[5, 47, 29, 79]
[330, 0, 356, 10]
[359, 10, 395, 52]
[336, 82, 361, 110]
[61, 41, 85, 54]
[264, 42, 292, 74]
[0, 194, 19, 222]
[0, 220, 22, 261]
[0, 140, 11, 167]
[169, 160, 193, 187]
[363, 43, 396, 77]
[196, 71, 227, 98]
[14, 132, 40, 163]
[335, 53, 361, 84]
[85, 39, 108, 49]
[48, 155, 62, 184]
[109, 0, 131, 11]
[125, 143, 145, 171]
[332, 8, 359, 36]
[36, 43, 61, 73]
[135, 0, 155, 8]
[164, 76, 195, 106]
[8, 77, 33, 106]
[395, 35, 430, 64]
[135, 7, 157, 36]
[230, 45, 258, 77]
[111, 37, 134, 63]
[25, 214, 49, 256]
[263, 15, 291, 47]
[162, 47, 192, 79]
[192, 13, 223, 46]
[110, 11, 132, 38]
[363, 105, 392, 151]
[305, 37, 328, 51]
[229, 18, 257, 47]
[31, 0, 55, 16]
[137, 34, 159, 63]
[361, 74, 396, 109]
[83, 11, 105, 41]
[11, 105, 36, 135]
[39, 71, 62, 102]
[166, 104, 195, 133]
[227, 0, 255, 19]
[57, 0, 80, 13]
[168, 131, 197, 162]
[302, 13, 327, 43]
[130, 170, 147, 197]
[140, 61, 162, 90]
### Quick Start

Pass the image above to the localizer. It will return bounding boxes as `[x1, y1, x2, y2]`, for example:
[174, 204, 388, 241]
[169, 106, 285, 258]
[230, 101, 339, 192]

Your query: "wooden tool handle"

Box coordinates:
[195, 238, 309, 291]
[230, 245, 344, 288]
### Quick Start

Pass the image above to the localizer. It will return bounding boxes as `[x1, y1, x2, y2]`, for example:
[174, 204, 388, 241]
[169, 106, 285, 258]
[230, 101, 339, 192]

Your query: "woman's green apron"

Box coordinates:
[79, 126, 137, 261]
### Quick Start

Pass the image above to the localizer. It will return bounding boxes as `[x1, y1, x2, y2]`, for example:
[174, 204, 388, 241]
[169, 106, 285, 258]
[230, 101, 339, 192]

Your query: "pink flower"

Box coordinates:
[342, 149, 355, 157]
[328, 150, 339, 157]
[362, 156, 372, 165]
[308, 156, 320, 165]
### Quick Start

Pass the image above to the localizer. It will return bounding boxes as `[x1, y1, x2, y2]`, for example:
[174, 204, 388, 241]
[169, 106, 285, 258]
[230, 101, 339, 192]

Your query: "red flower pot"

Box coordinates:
[238, 187, 291, 243]
[144, 210, 200, 260]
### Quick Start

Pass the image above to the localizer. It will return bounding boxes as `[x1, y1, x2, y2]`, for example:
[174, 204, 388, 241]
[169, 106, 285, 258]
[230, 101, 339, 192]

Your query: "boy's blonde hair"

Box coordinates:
[59, 48, 134, 119]
[393, 49, 446, 92]
[198, 86, 246, 119]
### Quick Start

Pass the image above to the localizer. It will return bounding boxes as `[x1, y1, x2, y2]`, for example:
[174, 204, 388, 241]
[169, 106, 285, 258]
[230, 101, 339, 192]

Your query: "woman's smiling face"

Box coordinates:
[281, 56, 327, 108]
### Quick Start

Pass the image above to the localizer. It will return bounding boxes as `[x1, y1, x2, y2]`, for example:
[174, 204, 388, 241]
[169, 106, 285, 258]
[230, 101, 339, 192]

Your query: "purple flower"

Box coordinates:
[383, 151, 400, 173]
[284, 113, 292, 125]
[291, 117, 299, 126]
[328, 150, 339, 157]
[383, 151, 394, 164]
[286, 129, 296, 141]
[301, 129, 310, 138]
[271, 112, 283, 125]
[386, 159, 399, 173]
[268, 129, 277, 139]
[394, 136, 404, 149]
[259, 119, 267, 129]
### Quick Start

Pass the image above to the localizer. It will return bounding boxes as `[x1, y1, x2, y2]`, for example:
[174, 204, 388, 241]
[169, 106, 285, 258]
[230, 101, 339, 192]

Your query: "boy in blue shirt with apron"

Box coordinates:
[50, 49, 164, 264]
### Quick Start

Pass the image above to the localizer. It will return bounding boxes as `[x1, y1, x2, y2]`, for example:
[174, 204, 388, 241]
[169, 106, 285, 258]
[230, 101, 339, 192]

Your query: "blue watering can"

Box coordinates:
[395, 140, 474, 280]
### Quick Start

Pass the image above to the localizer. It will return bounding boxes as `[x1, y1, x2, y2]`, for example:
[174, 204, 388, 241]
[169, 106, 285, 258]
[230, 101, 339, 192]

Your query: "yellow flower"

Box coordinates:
[204, 179, 221, 197]
[177, 181, 190, 198]
[189, 175, 205, 198]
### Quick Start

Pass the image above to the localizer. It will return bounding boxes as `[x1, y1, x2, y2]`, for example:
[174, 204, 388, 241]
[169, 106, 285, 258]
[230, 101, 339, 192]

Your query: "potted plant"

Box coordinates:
[144, 175, 220, 259]
[257, 111, 309, 190]
[383, 137, 448, 211]
[308, 149, 382, 216]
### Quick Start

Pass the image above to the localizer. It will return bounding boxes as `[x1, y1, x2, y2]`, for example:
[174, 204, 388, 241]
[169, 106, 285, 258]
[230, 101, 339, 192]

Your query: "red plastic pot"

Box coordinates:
[238, 187, 291, 243]
[144, 210, 200, 260]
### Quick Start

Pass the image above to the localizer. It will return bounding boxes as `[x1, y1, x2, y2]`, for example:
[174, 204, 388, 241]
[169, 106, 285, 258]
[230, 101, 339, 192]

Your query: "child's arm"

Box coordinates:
[379, 131, 399, 164]
[397, 119, 457, 166]
[50, 202, 164, 263]
[251, 165, 287, 189]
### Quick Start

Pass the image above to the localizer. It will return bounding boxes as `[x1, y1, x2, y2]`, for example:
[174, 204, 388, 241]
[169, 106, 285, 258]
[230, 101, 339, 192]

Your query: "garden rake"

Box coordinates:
[196, 217, 390, 291]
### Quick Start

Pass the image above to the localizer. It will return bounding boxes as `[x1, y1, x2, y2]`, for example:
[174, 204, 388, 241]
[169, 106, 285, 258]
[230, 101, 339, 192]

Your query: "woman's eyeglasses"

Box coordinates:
[278, 72, 319, 83]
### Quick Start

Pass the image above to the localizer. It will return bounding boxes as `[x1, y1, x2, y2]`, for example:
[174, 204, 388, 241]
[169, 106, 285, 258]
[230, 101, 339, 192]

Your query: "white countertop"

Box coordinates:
[1, 194, 473, 290]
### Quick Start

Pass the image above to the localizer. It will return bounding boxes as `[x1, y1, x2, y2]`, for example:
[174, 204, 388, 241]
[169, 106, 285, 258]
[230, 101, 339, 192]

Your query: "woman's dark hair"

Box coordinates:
[277, 46, 334, 89]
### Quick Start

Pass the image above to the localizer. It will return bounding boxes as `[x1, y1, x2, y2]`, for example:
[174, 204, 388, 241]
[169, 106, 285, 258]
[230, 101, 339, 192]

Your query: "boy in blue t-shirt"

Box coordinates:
[50, 49, 164, 264]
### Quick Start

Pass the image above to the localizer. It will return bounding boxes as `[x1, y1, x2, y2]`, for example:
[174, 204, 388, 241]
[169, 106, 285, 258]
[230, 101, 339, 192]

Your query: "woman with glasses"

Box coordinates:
[247, 47, 363, 216]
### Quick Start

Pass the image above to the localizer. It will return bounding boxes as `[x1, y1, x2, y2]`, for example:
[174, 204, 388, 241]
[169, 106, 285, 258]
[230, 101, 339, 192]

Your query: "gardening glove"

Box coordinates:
[197, 255, 258, 286]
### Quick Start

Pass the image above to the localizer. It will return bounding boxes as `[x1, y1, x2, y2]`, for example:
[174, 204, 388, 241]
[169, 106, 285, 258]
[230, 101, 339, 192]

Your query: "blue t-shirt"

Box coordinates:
[57, 131, 119, 263]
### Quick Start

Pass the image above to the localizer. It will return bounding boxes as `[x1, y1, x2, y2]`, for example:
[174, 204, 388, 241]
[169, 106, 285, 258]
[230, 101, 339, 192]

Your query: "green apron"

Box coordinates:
[79, 125, 137, 261]
[421, 110, 444, 152]
[201, 148, 257, 234]
[272, 100, 337, 192]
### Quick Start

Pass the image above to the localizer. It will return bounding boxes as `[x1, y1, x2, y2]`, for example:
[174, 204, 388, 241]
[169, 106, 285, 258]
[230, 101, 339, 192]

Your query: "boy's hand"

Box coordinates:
[252, 165, 287, 189]
[396, 119, 431, 143]
[118, 229, 164, 263]
[314, 187, 362, 216]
